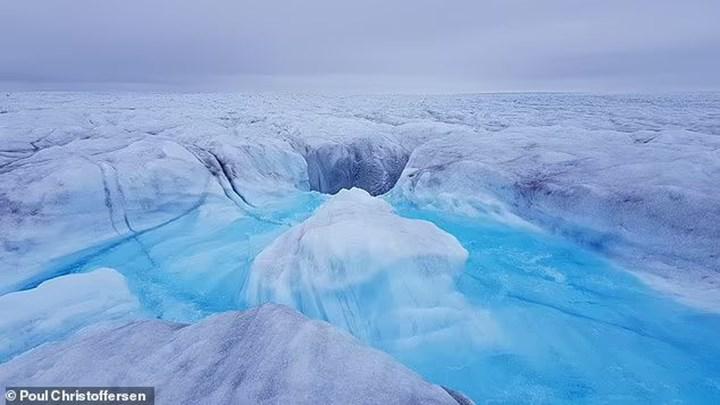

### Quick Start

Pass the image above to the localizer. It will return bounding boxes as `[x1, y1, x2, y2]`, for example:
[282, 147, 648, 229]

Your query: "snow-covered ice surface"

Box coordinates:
[1, 92, 720, 403]
[0, 304, 460, 405]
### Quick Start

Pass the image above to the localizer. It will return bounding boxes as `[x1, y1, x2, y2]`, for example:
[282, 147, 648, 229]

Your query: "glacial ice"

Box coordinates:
[1, 92, 720, 403]
[0, 268, 142, 361]
[0, 136, 232, 294]
[389, 125, 720, 311]
[0, 304, 460, 405]
[2, 93, 718, 309]
[245, 188, 496, 348]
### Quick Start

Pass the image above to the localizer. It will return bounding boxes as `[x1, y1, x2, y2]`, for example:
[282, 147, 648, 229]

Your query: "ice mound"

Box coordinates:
[245, 188, 495, 348]
[0, 268, 142, 361]
[0, 304, 462, 405]
[0, 137, 229, 293]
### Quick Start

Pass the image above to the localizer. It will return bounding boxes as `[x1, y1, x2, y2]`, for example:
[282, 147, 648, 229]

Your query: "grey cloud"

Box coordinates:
[1, 0, 718, 92]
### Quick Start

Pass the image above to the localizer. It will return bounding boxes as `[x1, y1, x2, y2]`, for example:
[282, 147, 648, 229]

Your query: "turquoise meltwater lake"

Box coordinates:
[39, 192, 720, 404]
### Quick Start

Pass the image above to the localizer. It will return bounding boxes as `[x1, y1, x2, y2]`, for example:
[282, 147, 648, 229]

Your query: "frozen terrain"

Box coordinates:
[0, 304, 461, 404]
[1, 92, 719, 403]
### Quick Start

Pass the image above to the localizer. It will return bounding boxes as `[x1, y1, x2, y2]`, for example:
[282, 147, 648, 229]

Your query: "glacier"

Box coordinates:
[0, 304, 462, 404]
[1, 92, 720, 403]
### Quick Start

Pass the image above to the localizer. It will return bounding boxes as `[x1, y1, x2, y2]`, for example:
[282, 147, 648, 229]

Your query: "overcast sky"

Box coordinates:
[1, 0, 719, 93]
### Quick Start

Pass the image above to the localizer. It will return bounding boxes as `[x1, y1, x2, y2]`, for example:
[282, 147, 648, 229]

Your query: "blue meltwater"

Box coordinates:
[38, 190, 720, 403]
